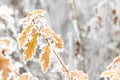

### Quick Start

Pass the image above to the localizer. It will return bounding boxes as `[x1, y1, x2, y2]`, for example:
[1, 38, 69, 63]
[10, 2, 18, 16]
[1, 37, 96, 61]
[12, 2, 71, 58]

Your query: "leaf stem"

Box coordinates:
[53, 50, 69, 73]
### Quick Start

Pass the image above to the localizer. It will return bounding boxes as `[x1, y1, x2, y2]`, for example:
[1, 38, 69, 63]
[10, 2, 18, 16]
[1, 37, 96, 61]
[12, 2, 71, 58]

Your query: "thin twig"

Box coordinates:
[14, 70, 20, 76]
[53, 50, 69, 73]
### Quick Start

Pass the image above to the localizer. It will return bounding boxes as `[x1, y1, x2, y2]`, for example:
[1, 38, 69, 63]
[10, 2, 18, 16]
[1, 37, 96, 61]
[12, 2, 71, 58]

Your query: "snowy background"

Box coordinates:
[0, 0, 120, 80]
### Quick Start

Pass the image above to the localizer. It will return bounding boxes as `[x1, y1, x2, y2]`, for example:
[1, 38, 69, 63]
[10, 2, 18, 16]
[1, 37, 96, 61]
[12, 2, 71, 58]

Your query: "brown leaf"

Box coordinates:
[0, 55, 11, 80]
[23, 33, 39, 61]
[40, 45, 51, 73]
[18, 25, 32, 49]
[41, 27, 63, 49]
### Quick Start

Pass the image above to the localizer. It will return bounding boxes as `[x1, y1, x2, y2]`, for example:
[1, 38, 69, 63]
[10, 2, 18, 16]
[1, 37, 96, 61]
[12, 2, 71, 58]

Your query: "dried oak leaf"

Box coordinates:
[41, 27, 63, 49]
[17, 25, 32, 49]
[40, 45, 51, 73]
[0, 55, 11, 80]
[23, 33, 39, 61]
[70, 70, 88, 80]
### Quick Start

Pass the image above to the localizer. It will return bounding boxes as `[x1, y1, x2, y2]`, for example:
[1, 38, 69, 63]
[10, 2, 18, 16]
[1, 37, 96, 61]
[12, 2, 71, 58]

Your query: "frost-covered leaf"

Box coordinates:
[0, 37, 15, 54]
[0, 54, 11, 80]
[2, 68, 11, 80]
[101, 56, 120, 80]
[50, 30, 63, 49]
[108, 56, 120, 70]
[0, 5, 14, 23]
[18, 73, 29, 80]
[111, 75, 117, 80]
[70, 70, 88, 80]
[17, 25, 32, 49]
[41, 27, 63, 49]
[65, 73, 71, 80]
[64, 70, 88, 80]
[0, 38, 10, 46]
[23, 33, 39, 61]
[113, 56, 120, 64]
[101, 71, 116, 77]
[40, 45, 51, 73]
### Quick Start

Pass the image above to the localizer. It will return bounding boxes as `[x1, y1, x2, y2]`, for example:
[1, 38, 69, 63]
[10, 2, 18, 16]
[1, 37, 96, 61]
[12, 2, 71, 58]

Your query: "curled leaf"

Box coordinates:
[40, 45, 51, 73]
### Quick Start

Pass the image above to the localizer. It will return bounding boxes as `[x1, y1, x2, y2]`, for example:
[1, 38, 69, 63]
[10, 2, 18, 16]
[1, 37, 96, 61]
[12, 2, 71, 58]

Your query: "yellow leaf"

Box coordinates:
[40, 45, 51, 73]
[18, 25, 32, 49]
[70, 70, 88, 80]
[101, 71, 116, 77]
[32, 9, 45, 16]
[42, 27, 63, 49]
[23, 33, 39, 61]
[0, 55, 11, 80]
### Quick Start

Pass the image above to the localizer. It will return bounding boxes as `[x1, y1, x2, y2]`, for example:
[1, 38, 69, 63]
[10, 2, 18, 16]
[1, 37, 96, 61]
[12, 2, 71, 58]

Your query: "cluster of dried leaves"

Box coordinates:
[0, 9, 88, 80]
[101, 56, 120, 80]
[17, 9, 63, 72]
[0, 38, 36, 80]
[17, 9, 88, 80]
